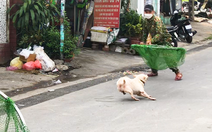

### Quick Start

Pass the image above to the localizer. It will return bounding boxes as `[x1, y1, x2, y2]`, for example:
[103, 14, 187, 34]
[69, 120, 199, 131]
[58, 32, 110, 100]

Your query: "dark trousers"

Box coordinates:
[152, 67, 179, 74]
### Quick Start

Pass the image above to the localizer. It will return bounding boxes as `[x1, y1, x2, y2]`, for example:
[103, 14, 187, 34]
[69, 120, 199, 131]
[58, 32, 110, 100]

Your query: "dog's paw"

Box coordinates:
[134, 98, 140, 101]
[150, 98, 156, 101]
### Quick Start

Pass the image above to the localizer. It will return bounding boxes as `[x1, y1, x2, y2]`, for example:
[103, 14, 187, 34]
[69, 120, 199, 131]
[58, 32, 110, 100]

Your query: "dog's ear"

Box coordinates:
[144, 75, 148, 80]
[123, 79, 126, 84]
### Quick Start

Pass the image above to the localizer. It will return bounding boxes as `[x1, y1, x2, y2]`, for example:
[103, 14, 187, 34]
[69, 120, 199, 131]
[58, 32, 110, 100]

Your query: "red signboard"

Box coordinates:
[93, 0, 121, 28]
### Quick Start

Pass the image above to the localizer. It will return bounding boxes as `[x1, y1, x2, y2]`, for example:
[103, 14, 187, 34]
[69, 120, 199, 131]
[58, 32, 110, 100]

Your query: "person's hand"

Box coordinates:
[140, 42, 144, 45]
[146, 41, 152, 45]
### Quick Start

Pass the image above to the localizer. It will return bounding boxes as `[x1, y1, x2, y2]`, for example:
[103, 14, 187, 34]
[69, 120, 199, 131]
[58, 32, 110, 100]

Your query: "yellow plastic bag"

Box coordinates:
[10, 57, 23, 69]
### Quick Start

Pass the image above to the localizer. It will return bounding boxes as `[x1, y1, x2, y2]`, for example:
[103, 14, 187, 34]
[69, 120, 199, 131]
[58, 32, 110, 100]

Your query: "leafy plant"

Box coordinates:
[119, 10, 143, 37]
[44, 16, 79, 59]
[44, 27, 79, 59]
[44, 26, 60, 58]
[125, 19, 143, 37]
[63, 38, 79, 59]
[63, 16, 79, 59]
[18, 26, 46, 48]
[203, 34, 212, 41]
[7, 0, 60, 34]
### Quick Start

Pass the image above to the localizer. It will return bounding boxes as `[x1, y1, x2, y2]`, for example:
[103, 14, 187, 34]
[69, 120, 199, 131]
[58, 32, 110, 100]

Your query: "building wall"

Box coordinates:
[144, 0, 160, 16]
[0, 0, 22, 64]
[129, 0, 138, 11]
[176, 0, 182, 10]
[137, 0, 145, 15]
[0, 0, 8, 44]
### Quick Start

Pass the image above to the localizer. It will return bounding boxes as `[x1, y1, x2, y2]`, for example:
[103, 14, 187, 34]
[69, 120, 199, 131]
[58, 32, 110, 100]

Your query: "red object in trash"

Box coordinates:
[34, 60, 42, 69]
[22, 61, 36, 71]
[23, 60, 42, 70]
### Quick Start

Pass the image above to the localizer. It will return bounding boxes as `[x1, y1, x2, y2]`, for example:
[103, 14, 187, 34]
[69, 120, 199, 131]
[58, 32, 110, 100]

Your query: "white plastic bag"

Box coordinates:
[107, 29, 120, 45]
[34, 46, 55, 72]
[19, 47, 34, 59]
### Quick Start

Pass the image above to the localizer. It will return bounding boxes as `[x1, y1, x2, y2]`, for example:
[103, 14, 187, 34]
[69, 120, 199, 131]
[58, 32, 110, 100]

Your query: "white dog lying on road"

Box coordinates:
[116, 73, 156, 101]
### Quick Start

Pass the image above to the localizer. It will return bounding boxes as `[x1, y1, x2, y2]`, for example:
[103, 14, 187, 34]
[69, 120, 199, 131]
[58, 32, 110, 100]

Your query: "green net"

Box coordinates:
[131, 44, 186, 70]
[0, 92, 30, 132]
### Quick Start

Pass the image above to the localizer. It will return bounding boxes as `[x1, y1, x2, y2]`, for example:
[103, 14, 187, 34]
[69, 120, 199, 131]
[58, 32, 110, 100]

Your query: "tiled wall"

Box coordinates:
[0, 0, 22, 64]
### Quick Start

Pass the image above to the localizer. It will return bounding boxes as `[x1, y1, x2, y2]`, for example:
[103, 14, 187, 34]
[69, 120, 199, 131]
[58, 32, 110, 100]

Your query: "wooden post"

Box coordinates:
[74, 4, 76, 34]
[192, 0, 194, 21]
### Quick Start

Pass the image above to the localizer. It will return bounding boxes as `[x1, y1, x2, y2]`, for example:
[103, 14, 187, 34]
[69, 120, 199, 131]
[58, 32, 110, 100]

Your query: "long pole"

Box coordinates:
[192, 0, 194, 21]
[60, 0, 65, 59]
[158, 0, 160, 17]
[74, 5, 76, 34]
[169, 0, 173, 14]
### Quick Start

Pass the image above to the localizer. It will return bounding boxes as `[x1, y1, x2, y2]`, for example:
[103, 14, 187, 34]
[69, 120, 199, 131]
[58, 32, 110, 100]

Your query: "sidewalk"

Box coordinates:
[1, 21, 212, 95]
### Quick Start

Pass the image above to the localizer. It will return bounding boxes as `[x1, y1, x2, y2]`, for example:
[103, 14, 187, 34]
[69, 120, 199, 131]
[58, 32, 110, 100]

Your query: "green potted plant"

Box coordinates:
[62, 16, 79, 61]
[125, 22, 143, 44]
[119, 10, 143, 44]
[63, 37, 79, 62]
[44, 16, 79, 61]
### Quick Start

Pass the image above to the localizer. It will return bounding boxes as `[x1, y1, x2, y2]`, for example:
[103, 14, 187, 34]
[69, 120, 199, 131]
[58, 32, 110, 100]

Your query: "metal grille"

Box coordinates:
[0, 0, 8, 43]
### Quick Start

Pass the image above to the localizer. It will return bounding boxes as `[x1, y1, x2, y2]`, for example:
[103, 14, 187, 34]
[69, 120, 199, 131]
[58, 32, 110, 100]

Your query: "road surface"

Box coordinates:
[21, 46, 212, 132]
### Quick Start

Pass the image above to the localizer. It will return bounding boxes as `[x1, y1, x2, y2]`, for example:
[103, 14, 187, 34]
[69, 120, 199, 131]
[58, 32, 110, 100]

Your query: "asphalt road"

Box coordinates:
[21, 46, 212, 132]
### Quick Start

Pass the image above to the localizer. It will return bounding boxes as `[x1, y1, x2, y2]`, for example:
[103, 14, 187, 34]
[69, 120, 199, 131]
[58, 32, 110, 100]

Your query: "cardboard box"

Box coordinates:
[27, 54, 36, 62]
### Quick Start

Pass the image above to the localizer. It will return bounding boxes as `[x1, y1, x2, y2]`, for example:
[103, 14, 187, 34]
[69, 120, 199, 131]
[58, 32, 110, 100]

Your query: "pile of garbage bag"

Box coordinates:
[7, 45, 55, 72]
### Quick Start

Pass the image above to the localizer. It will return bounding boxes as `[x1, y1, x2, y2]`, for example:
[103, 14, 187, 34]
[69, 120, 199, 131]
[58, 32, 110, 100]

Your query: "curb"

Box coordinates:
[15, 73, 123, 109]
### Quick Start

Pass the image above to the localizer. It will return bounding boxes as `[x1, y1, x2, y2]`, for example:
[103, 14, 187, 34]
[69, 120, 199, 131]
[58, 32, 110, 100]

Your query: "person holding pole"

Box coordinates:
[141, 4, 183, 81]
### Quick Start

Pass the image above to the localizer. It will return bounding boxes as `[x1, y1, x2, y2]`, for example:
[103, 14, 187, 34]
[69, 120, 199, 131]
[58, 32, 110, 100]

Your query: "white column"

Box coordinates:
[130, 0, 138, 11]
[158, 0, 160, 16]
[176, 0, 182, 10]
[138, 0, 145, 16]
[0, 0, 8, 43]
[146, 0, 152, 4]
[144, 0, 160, 16]
[151, 0, 160, 16]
